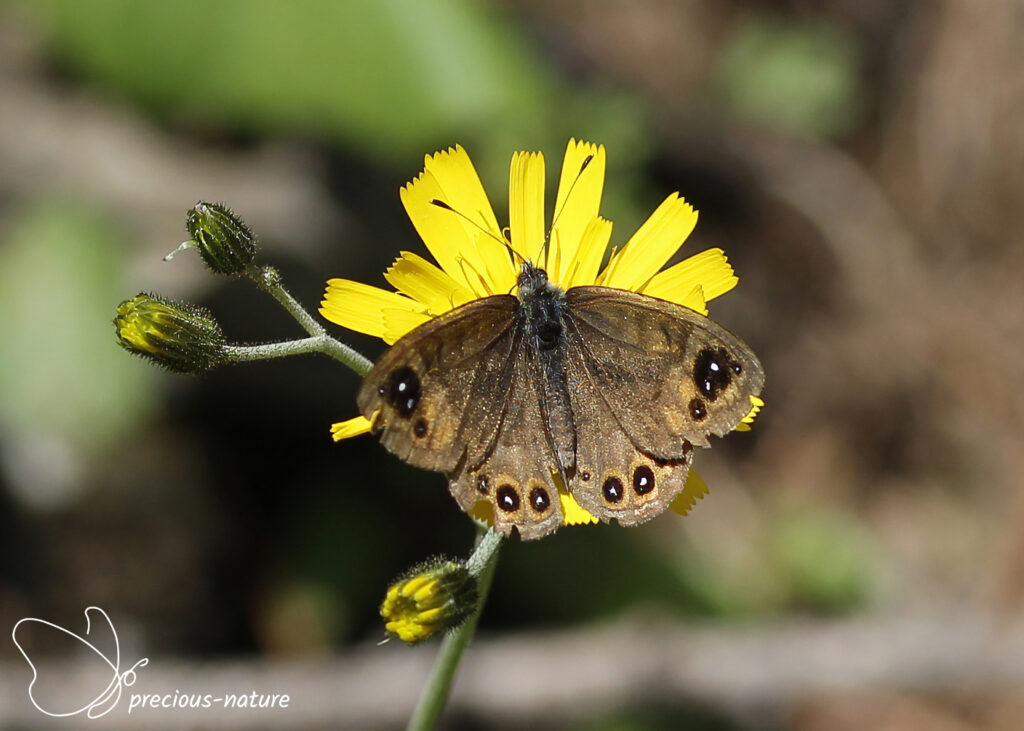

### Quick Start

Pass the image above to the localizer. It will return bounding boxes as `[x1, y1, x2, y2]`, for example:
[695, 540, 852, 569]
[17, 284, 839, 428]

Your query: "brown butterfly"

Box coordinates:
[357, 258, 764, 540]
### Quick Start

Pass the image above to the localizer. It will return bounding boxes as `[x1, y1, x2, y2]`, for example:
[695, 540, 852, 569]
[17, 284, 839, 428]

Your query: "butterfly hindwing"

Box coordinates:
[565, 353, 694, 525]
[447, 341, 565, 539]
[564, 286, 765, 455]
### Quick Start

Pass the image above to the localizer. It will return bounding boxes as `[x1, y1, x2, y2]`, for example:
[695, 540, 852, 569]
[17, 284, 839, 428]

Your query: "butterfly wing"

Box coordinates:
[357, 295, 520, 473]
[565, 286, 764, 454]
[358, 294, 565, 538]
[565, 352, 695, 525]
[562, 286, 763, 525]
[447, 337, 566, 539]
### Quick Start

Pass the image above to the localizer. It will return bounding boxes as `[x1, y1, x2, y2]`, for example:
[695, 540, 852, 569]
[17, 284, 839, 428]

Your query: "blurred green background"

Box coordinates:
[1, 1, 1022, 729]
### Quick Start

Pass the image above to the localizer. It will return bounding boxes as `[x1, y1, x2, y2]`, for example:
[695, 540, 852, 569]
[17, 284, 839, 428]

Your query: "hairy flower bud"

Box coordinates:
[380, 559, 478, 644]
[184, 201, 256, 275]
[114, 294, 226, 373]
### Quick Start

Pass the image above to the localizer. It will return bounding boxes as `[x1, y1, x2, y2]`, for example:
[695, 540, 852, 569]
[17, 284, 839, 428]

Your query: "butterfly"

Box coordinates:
[357, 255, 764, 540]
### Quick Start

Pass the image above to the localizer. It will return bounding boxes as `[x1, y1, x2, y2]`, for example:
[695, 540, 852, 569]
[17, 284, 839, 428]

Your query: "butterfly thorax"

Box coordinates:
[515, 260, 560, 298]
[517, 262, 567, 348]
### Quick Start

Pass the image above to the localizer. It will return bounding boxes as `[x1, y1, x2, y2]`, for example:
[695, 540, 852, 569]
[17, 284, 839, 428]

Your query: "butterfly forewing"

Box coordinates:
[357, 296, 519, 473]
[564, 287, 765, 455]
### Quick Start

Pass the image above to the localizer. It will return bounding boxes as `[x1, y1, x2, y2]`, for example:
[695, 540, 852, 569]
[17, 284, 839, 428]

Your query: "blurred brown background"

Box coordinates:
[1, 1, 1023, 729]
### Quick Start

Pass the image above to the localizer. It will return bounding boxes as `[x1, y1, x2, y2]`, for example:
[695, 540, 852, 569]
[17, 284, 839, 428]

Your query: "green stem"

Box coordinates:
[240, 265, 374, 375]
[246, 264, 325, 337]
[463, 528, 505, 578]
[406, 528, 504, 731]
[220, 335, 371, 374]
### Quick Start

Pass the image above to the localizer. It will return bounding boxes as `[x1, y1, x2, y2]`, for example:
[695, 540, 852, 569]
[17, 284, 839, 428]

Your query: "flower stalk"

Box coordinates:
[219, 335, 369, 374]
[406, 528, 503, 731]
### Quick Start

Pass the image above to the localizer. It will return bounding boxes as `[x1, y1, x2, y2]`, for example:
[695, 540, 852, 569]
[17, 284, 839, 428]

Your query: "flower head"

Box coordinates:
[114, 293, 226, 373]
[167, 201, 257, 275]
[321, 140, 739, 344]
[322, 139, 760, 525]
[380, 559, 478, 644]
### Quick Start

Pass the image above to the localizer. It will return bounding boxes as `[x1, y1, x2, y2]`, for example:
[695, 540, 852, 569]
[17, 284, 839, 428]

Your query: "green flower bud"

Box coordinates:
[184, 201, 256, 275]
[114, 294, 226, 373]
[380, 559, 478, 644]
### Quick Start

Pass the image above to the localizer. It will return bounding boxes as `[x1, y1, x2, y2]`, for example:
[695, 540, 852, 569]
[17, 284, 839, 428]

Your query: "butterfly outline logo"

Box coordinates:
[11, 606, 149, 719]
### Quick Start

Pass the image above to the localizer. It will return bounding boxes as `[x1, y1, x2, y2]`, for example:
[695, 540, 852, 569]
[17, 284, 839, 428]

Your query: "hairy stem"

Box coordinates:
[220, 336, 371, 374]
[239, 265, 373, 375]
[406, 529, 503, 731]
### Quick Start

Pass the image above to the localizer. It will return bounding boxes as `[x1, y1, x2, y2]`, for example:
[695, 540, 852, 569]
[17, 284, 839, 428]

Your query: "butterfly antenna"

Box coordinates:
[429, 199, 525, 267]
[544, 153, 594, 268]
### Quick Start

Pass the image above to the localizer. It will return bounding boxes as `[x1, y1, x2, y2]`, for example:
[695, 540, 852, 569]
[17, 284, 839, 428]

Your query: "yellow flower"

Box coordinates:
[114, 293, 226, 373]
[380, 560, 478, 644]
[321, 139, 759, 522]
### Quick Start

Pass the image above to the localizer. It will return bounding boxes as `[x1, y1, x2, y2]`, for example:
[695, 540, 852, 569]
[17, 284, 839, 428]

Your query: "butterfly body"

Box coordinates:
[359, 261, 764, 539]
[517, 264, 576, 476]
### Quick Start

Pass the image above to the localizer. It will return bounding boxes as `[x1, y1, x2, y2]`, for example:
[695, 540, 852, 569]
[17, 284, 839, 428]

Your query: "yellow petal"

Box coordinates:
[473, 231, 519, 295]
[509, 151, 546, 262]
[734, 395, 764, 432]
[641, 248, 737, 305]
[320, 279, 426, 339]
[674, 285, 708, 315]
[411, 580, 441, 603]
[447, 231, 518, 298]
[599, 193, 698, 291]
[563, 216, 613, 288]
[330, 414, 375, 441]
[549, 140, 606, 285]
[400, 146, 501, 296]
[382, 307, 432, 344]
[560, 491, 599, 526]
[416, 607, 444, 623]
[400, 575, 430, 597]
[424, 145, 501, 236]
[669, 470, 709, 516]
[384, 251, 475, 315]
[468, 500, 495, 527]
